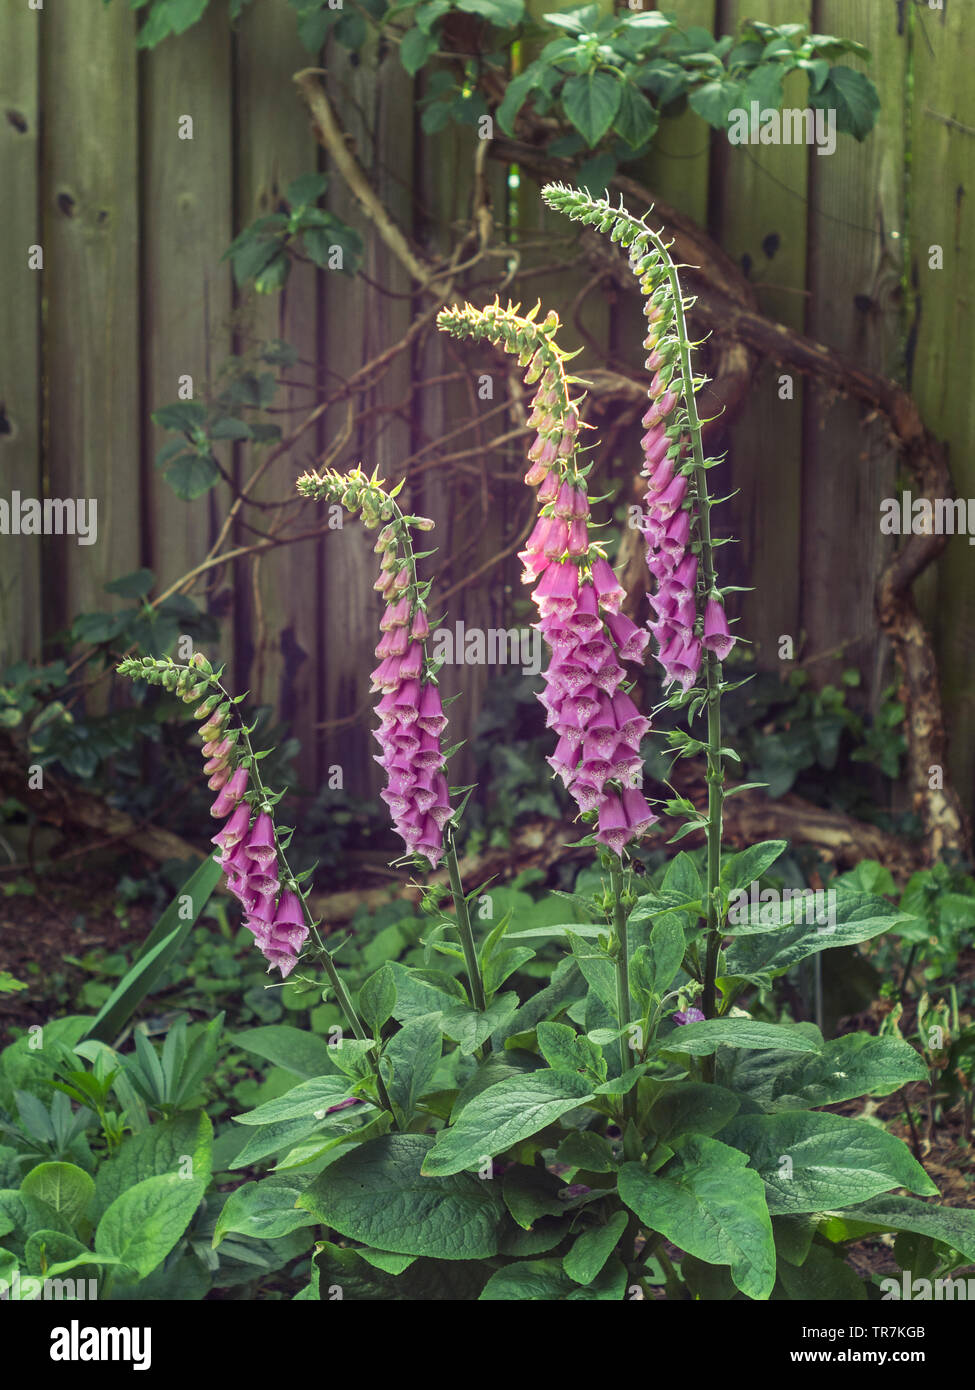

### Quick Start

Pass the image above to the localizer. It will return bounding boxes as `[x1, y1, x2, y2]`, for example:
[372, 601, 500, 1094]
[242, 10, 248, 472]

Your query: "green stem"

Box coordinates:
[446, 834, 490, 1052]
[653, 259, 725, 1027]
[611, 860, 636, 1125]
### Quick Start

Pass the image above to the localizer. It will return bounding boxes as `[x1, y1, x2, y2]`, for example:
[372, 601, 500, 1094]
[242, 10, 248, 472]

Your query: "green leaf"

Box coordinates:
[479, 1255, 627, 1300]
[83, 856, 223, 1044]
[536, 1021, 606, 1080]
[400, 26, 438, 76]
[388, 962, 467, 1022]
[636, 914, 686, 1000]
[688, 77, 747, 128]
[152, 401, 206, 434]
[658, 1018, 822, 1058]
[103, 568, 154, 599]
[229, 1116, 326, 1170]
[285, 171, 329, 208]
[562, 71, 622, 148]
[564, 931, 617, 1016]
[821, 1195, 975, 1266]
[381, 1014, 442, 1124]
[720, 1112, 938, 1214]
[775, 1241, 866, 1300]
[619, 1136, 775, 1300]
[563, 1209, 628, 1285]
[441, 994, 518, 1056]
[308, 1239, 488, 1299]
[577, 151, 616, 199]
[498, 957, 585, 1041]
[613, 82, 658, 148]
[502, 1164, 565, 1229]
[455, 0, 524, 24]
[209, 416, 252, 441]
[300, 1134, 504, 1259]
[20, 1164, 94, 1229]
[719, 840, 788, 894]
[92, 1111, 212, 1223]
[422, 1070, 594, 1177]
[496, 62, 544, 136]
[649, 1082, 740, 1144]
[233, 1076, 352, 1126]
[24, 1230, 118, 1280]
[162, 451, 220, 501]
[95, 1173, 206, 1280]
[751, 1033, 927, 1111]
[230, 1025, 336, 1080]
[213, 1176, 317, 1247]
[358, 964, 397, 1033]
[724, 892, 913, 978]
[811, 66, 880, 141]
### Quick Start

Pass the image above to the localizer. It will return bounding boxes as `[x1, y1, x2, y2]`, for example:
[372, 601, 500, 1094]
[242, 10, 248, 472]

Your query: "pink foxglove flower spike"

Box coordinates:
[296, 465, 453, 870]
[438, 299, 659, 857]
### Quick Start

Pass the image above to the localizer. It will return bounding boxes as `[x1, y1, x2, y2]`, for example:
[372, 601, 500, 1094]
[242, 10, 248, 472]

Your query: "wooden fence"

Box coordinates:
[1, 0, 973, 820]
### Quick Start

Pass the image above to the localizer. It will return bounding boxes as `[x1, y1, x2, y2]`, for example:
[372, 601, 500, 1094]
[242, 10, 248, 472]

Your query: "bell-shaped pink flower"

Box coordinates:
[242, 812, 277, 872]
[210, 765, 247, 819]
[702, 599, 735, 661]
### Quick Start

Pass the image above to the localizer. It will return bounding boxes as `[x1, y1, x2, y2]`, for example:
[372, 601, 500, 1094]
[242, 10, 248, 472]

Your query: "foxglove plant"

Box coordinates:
[295, 465, 451, 870]
[107, 185, 975, 1304]
[116, 650, 397, 1120]
[438, 300, 657, 862]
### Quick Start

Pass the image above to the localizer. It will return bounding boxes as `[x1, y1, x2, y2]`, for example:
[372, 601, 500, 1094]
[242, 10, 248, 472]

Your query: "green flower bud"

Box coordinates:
[193, 694, 221, 721]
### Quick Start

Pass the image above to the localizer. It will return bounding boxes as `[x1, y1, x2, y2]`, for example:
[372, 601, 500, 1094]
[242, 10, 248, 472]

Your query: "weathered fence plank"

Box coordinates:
[235, 0, 324, 785]
[142, 1, 234, 609]
[909, 0, 975, 815]
[0, 6, 41, 666]
[800, 0, 904, 714]
[714, 0, 809, 672]
[42, 1, 141, 639]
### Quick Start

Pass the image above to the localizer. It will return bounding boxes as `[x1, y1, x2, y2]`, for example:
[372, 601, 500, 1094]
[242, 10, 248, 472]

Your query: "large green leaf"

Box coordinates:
[479, 1255, 627, 1300]
[811, 65, 880, 141]
[20, 1164, 93, 1229]
[720, 1112, 938, 1214]
[723, 891, 911, 978]
[421, 1070, 594, 1177]
[719, 840, 788, 894]
[497, 958, 585, 1040]
[749, 1033, 926, 1111]
[819, 1195, 975, 1265]
[230, 1026, 336, 1080]
[658, 1018, 822, 1058]
[300, 1134, 504, 1259]
[648, 1082, 740, 1143]
[83, 856, 223, 1044]
[95, 1173, 206, 1279]
[562, 71, 622, 147]
[233, 1076, 352, 1127]
[774, 1242, 866, 1301]
[92, 1111, 212, 1223]
[308, 1239, 488, 1300]
[380, 1014, 442, 1124]
[563, 1210, 629, 1285]
[619, 1136, 776, 1300]
[213, 1176, 318, 1247]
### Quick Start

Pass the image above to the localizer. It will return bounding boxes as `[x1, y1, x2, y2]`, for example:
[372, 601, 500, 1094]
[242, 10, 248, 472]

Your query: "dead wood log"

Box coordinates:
[1, 735, 922, 926]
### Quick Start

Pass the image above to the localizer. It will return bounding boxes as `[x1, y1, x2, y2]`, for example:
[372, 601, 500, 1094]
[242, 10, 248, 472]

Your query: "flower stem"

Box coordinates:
[654, 253, 725, 1031]
[610, 860, 636, 1126]
[445, 833, 490, 1052]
